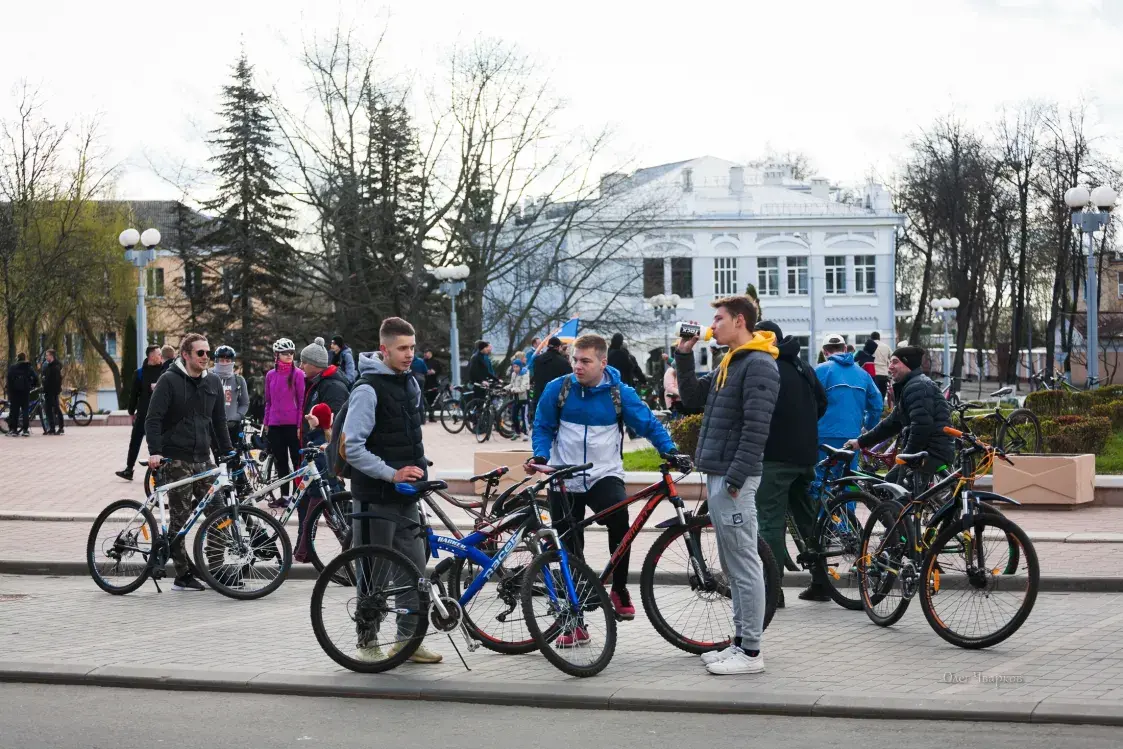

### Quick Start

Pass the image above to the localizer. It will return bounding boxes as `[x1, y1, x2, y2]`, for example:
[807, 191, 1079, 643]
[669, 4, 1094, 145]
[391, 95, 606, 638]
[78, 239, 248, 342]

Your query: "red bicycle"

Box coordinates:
[858, 436, 899, 474]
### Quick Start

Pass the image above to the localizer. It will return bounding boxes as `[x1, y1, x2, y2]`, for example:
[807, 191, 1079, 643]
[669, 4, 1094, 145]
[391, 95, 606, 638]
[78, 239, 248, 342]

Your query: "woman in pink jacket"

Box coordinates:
[264, 337, 305, 505]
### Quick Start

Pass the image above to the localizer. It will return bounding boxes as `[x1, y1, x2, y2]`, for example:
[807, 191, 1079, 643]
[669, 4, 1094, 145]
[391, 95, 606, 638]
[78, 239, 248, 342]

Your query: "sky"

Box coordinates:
[2, 0, 1121, 202]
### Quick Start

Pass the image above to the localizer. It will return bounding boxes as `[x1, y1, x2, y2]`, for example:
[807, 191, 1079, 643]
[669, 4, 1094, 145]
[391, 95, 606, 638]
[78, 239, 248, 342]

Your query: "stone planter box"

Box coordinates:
[992, 454, 1096, 507]
[471, 449, 534, 495]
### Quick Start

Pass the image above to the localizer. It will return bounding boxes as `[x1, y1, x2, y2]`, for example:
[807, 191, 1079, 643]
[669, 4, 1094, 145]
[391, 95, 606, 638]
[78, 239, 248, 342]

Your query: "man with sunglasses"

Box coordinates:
[145, 333, 234, 592]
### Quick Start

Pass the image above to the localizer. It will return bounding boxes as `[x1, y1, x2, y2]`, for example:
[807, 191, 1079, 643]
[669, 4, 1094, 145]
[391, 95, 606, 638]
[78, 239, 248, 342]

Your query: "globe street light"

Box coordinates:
[930, 296, 960, 389]
[431, 264, 471, 388]
[1066, 184, 1117, 389]
[120, 228, 161, 368]
[647, 293, 681, 358]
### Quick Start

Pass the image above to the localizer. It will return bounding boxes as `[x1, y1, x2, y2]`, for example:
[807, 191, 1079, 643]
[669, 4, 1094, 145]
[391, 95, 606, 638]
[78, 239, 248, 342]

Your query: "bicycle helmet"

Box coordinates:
[214, 345, 236, 360]
[272, 338, 296, 354]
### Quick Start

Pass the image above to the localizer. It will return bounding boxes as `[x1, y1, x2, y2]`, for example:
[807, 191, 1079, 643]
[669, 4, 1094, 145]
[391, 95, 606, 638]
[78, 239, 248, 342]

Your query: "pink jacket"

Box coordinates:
[264, 366, 306, 426]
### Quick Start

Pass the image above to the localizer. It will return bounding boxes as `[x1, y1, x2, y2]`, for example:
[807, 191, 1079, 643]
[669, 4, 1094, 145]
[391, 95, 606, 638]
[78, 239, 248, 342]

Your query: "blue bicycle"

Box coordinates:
[309, 463, 617, 677]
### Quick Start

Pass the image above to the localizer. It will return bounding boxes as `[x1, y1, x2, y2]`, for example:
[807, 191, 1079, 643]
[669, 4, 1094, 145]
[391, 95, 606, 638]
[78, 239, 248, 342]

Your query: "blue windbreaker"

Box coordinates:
[815, 353, 883, 440]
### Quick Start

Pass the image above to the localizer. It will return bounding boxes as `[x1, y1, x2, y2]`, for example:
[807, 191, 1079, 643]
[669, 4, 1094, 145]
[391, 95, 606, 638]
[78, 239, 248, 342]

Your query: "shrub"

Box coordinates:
[1092, 402, 1123, 430]
[1042, 415, 1112, 454]
[963, 412, 1001, 444]
[669, 413, 703, 458]
[1095, 384, 1123, 403]
[1071, 392, 1094, 412]
[1024, 390, 1070, 418]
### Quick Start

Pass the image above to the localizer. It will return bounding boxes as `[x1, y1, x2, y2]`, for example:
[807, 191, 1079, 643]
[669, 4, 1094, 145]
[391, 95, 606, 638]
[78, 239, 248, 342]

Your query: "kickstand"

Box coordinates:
[151, 576, 162, 593]
[447, 634, 471, 672]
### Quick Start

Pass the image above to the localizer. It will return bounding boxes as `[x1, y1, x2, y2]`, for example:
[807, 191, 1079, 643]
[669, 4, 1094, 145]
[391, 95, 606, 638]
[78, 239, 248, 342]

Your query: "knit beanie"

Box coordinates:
[892, 345, 924, 371]
[310, 402, 333, 431]
[300, 337, 331, 368]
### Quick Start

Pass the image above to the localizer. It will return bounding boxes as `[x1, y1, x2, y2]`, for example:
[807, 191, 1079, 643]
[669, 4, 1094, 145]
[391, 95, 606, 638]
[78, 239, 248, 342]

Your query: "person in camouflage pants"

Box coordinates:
[162, 459, 216, 579]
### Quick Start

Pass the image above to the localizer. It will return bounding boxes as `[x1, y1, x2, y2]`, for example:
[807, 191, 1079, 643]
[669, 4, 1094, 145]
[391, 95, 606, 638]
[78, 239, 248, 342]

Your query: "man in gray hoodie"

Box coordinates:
[339, 316, 440, 665]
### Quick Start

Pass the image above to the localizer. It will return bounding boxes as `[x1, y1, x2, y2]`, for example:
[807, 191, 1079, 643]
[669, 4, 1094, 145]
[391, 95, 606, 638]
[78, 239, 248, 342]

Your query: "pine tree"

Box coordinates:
[198, 53, 295, 376]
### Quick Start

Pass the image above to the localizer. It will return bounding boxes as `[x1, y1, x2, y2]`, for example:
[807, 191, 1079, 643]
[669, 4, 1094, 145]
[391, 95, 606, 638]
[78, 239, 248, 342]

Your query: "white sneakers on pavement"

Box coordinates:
[705, 648, 765, 675]
[700, 645, 739, 666]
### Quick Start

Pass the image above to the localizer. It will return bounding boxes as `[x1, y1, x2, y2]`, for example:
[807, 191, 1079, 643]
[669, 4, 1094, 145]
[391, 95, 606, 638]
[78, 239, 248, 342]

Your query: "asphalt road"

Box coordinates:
[2, 684, 1122, 749]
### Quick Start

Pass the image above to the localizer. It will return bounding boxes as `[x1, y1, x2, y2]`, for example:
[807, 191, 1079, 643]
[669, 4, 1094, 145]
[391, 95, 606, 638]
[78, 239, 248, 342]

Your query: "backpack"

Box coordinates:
[9, 364, 34, 392]
[555, 376, 625, 457]
[326, 373, 379, 479]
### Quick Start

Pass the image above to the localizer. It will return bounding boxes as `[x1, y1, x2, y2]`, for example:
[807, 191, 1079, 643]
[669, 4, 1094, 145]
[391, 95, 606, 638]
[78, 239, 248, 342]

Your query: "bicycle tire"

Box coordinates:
[494, 397, 516, 439]
[87, 499, 157, 595]
[193, 504, 292, 600]
[70, 399, 93, 426]
[439, 397, 466, 434]
[143, 466, 159, 498]
[474, 404, 493, 443]
[520, 549, 616, 677]
[920, 512, 1039, 649]
[639, 515, 779, 655]
[0, 400, 8, 433]
[858, 499, 914, 627]
[450, 542, 538, 655]
[814, 490, 881, 611]
[997, 408, 1042, 455]
[311, 545, 429, 673]
[307, 495, 353, 585]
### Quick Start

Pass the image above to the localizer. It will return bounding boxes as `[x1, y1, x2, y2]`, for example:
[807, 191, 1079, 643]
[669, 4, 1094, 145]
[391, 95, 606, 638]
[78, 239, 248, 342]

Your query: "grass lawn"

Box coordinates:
[1097, 430, 1123, 474]
[622, 447, 663, 471]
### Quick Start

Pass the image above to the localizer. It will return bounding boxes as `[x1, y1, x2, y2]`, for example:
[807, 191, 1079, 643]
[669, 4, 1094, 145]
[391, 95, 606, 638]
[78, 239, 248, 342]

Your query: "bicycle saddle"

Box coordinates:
[393, 480, 448, 496]
[895, 451, 929, 467]
[990, 386, 1014, 398]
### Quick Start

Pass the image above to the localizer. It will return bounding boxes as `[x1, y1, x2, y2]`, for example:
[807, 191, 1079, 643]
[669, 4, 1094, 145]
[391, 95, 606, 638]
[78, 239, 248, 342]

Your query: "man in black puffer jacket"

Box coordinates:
[529, 336, 572, 421]
[849, 345, 953, 482]
[753, 321, 827, 605]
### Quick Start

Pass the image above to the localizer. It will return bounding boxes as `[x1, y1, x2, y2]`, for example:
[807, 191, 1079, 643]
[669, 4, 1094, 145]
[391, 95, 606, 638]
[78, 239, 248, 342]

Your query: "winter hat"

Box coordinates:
[310, 402, 333, 431]
[331, 335, 345, 348]
[300, 337, 331, 369]
[548, 336, 563, 349]
[755, 320, 783, 340]
[892, 345, 925, 371]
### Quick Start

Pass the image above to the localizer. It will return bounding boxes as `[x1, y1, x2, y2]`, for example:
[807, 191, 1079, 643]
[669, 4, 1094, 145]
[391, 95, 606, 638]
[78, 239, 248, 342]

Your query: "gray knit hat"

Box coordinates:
[300, 336, 330, 368]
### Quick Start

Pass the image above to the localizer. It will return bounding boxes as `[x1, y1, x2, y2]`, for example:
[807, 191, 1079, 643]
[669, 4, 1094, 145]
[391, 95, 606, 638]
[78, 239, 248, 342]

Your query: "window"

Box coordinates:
[825, 256, 846, 295]
[102, 332, 118, 359]
[1118, 271, 1123, 298]
[757, 257, 779, 297]
[184, 265, 204, 297]
[64, 333, 83, 362]
[793, 335, 810, 365]
[670, 257, 693, 298]
[854, 255, 876, 294]
[786, 256, 808, 295]
[643, 258, 665, 298]
[148, 331, 166, 347]
[714, 257, 737, 296]
[146, 267, 164, 298]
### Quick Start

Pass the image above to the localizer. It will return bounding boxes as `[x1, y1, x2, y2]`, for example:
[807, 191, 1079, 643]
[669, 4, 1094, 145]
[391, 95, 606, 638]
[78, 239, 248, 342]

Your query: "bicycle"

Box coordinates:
[856, 427, 1039, 648]
[57, 388, 94, 426]
[86, 453, 292, 599]
[2, 387, 94, 433]
[949, 385, 1042, 455]
[857, 435, 899, 474]
[464, 381, 514, 443]
[548, 456, 781, 655]
[310, 463, 617, 677]
[144, 420, 273, 499]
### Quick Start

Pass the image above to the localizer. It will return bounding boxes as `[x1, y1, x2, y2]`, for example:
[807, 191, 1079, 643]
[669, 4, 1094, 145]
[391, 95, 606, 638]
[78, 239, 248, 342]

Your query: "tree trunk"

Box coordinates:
[78, 316, 122, 402]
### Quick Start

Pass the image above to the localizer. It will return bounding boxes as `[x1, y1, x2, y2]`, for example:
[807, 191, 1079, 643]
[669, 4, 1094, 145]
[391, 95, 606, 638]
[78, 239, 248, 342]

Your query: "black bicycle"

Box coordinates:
[950, 385, 1042, 455]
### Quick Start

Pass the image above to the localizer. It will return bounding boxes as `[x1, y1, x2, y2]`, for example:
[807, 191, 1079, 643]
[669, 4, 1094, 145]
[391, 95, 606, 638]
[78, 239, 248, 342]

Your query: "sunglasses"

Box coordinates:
[192, 349, 211, 359]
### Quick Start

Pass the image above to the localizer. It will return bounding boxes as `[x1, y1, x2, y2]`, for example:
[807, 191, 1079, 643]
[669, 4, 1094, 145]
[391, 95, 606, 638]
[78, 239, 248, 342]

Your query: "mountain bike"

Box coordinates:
[548, 456, 781, 655]
[949, 386, 1042, 455]
[144, 421, 272, 499]
[57, 388, 94, 426]
[857, 427, 1038, 648]
[465, 381, 515, 442]
[87, 453, 291, 599]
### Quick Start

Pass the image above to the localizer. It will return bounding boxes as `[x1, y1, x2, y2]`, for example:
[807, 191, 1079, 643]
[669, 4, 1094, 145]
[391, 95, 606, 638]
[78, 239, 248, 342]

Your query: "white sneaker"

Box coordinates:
[355, 643, 385, 662]
[706, 649, 764, 675]
[700, 645, 739, 666]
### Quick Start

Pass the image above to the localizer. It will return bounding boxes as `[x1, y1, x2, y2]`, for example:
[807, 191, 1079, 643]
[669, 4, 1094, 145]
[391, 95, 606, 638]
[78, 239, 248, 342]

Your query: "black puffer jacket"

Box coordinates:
[763, 336, 827, 466]
[301, 364, 350, 443]
[531, 348, 572, 397]
[144, 360, 233, 462]
[42, 359, 63, 395]
[858, 368, 952, 465]
[675, 339, 780, 489]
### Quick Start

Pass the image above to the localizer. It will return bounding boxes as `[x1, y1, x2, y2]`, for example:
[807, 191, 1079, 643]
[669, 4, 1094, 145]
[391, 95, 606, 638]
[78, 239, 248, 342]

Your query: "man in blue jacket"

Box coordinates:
[815, 333, 883, 477]
[529, 333, 678, 636]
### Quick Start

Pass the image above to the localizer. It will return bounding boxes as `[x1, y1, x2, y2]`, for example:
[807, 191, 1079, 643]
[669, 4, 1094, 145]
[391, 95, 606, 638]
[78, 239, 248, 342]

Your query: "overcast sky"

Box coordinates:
[2, 0, 1121, 201]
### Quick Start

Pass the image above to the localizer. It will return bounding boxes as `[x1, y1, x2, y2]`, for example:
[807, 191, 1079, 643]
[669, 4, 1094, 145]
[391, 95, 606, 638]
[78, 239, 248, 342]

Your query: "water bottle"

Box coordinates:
[675, 322, 713, 341]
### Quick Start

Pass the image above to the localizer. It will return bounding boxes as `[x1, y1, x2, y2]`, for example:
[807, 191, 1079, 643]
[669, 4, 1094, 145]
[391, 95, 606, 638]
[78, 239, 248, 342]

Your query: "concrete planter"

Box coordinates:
[471, 449, 534, 495]
[992, 454, 1096, 507]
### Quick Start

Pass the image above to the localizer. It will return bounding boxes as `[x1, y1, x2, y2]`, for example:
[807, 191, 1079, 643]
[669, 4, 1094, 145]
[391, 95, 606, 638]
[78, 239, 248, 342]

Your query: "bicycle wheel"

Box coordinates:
[70, 399, 93, 426]
[0, 400, 8, 433]
[143, 466, 159, 499]
[450, 534, 537, 654]
[193, 504, 292, 600]
[36, 405, 48, 433]
[86, 499, 157, 595]
[494, 397, 516, 439]
[311, 545, 429, 673]
[474, 404, 493, 443]
[520, 549, 616, 677]
[857, 499, 913, 627]
[439, 397, 466, 434]
[997, 408, 1042, 455]
[920, 512, 1039, 649]
[639, 515, 779, 655]
[814, 490, 880, 611]
[307, 494, 353, 584]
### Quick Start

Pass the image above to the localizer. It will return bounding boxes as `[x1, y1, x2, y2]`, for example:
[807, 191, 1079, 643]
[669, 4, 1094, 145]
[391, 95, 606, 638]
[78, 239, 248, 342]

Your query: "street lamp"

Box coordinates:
[647, 293, 681, 358]
[119, 227, 161, 368]
[1065, 184, 1117, 389]
[930, 297, 960, 389]
[431, 264, 470, 388]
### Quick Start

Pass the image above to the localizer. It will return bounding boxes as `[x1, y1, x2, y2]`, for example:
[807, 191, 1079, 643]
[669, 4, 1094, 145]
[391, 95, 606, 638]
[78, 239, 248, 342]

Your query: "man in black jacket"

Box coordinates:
[529, 336, 572, 422]
[5, 353, 38, 436]
[145, 334, 233, 592]
[607, 333, 647, 388]
[848, 345, 953, 482]
[116, 346, 164, 480]
[42, 349, 65, 435]
[753, 321, 828, 605]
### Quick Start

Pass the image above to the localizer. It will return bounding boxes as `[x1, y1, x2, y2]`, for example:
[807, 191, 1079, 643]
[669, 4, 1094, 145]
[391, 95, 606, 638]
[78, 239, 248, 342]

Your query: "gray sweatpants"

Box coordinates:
[706, 474, 765, 651]
[353, 499, 427, 641]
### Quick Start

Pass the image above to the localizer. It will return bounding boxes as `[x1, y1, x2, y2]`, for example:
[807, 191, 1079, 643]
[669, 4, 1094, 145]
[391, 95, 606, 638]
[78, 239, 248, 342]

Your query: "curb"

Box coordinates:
[1, 661, 1121, 726]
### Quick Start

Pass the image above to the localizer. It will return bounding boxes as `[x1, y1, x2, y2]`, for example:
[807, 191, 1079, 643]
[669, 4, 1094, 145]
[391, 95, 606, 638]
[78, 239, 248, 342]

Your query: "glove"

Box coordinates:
[661, 452, 693, 471]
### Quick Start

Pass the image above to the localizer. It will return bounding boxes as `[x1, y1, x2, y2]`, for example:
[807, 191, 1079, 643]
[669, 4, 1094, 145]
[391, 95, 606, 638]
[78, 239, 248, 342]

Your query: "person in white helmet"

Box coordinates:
[264, 337, 306, 506]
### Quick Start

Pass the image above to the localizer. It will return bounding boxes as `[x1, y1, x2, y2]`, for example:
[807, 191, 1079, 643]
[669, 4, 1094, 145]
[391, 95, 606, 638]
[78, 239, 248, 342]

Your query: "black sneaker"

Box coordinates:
[777, 588, 786, 609]
[115, 469, 134, 481]
[798, 585, 831, 602]
[171, 575, 206, 592]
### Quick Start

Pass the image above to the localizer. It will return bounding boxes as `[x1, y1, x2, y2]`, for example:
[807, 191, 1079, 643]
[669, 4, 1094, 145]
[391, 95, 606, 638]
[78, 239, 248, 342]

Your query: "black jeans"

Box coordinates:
[7, 392, 29, 433]
[549, 476, 630, 592]
[125, 414, 146, 469]
[874, 375, 890, 398]
[267, 425, 302, 497]
[44, 392, 64, 432]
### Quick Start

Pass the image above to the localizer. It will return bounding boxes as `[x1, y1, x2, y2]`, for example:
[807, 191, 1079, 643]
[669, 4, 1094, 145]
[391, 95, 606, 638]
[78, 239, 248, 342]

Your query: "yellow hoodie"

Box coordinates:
[714, 330, 780, 391]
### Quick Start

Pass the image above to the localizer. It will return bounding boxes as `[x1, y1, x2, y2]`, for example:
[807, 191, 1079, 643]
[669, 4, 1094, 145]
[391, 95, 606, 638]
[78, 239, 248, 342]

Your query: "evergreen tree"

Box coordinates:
[198, 54, 295, 376]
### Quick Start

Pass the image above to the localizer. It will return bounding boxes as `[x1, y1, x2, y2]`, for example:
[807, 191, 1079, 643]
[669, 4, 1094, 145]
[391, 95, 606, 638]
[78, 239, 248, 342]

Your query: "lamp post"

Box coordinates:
[930, 297, 960, 389]
[432, 264, 470, 388]
[119, 228, 161, 368]
[1065, 184, 1118, 389]
[647, 293, 681, 357]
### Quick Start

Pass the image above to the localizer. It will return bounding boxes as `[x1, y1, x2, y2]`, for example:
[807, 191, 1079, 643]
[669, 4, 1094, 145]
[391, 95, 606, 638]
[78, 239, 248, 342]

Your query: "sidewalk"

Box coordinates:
[3, 573, 1123, 725]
